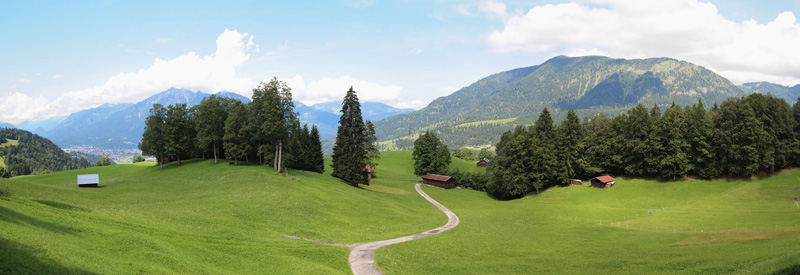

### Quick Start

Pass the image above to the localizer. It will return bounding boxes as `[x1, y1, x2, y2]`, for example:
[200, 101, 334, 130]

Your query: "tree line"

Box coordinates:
[487, 93, 800, 199]
[139, 78, 324, 173]
[0, 128, 92, 177]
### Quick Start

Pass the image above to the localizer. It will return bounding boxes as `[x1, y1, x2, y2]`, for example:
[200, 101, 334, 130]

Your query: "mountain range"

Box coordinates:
[1, 88, 412, 151]
[375, 55, 798, 150]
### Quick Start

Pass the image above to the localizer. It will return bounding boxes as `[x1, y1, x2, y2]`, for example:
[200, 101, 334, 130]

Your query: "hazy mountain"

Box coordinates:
[375, 55, 749, 148]
[739, 82, 800, 103]
[15, 116, 67, 135]
[295, 101, 414, 140]
[46, 88, 250, 149]
[0, 122, 14, 129]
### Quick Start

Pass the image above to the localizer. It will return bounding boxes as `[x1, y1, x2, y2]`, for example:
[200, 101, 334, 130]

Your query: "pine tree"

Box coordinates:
[685, 99, 715, 178]
[331, 87, 369, 186]
[623, 104, 652, 176]
[412, 131, 451, 176]
[658, 103, 690, 180]
[487, 127, 533, 199]
[309, 125, 325, 173]
[223, 101, 250, 165]
[530, 108, 558, 188]
[140, 104, 167, 169]
[364, 120, 380, 175]
[731, 102, 763, 176]
[556, 109, 585, 182]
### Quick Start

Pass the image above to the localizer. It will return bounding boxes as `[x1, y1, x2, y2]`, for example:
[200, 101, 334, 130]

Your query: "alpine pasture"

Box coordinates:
[1, 152, 799, 274]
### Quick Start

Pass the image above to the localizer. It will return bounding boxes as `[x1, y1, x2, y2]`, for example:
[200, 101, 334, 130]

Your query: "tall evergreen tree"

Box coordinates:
[164, 103, 194, 166]
[331, 87, 370, 186]
[623, 104, 653, 176]
[530, 108, 558, 188]
[223, 101, 250, 165]
[730, 102, 763, 176]
[487, 127, 533, 199]
[139, 104, 167, 169]
[685, 99, 715, 178]
[364, 120, 380, 174]
[412, 131, 451, 176]
[793, 98, 800, 165]
[555, 109, 586, 182]
[309, 125, 325, 173]
[658, 103, 690, 180]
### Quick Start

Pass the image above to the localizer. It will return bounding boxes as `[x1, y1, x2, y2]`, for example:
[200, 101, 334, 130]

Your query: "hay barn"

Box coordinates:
[77, 174, 99, 188]
[590, 175, 615, 188]
[421, 174, 456, 189]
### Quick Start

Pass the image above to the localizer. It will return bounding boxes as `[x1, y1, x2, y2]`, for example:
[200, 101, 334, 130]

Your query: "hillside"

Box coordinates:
[1, 152, 798, 274]
[376, 55, 748, 149]
[739, 82, 800, 104]
[0, 128, 91, 176]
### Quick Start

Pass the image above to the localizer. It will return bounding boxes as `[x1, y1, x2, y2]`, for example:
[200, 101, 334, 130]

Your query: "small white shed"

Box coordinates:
[77, 174, 99, 187]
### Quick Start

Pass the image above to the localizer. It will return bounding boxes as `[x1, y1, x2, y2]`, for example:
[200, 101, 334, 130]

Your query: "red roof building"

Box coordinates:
[590, 175, 616, 188]
[421, 174, 456, 189]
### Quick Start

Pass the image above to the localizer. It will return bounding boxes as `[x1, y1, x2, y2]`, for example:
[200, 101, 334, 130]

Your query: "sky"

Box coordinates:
[2, 0, 800, 124]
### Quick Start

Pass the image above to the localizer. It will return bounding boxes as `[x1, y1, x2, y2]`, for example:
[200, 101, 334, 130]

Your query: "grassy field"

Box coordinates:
[2, 151, 800, 274]
[453, 118, 516, 128]
[0, 152, 444, 274]
[377, 172, 800, 274]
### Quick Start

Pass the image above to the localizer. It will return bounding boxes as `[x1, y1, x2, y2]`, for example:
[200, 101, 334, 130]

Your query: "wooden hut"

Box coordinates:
[569, 179, 583, 185]
[590, 175, 615, 188]
[77, 174, 99, 187]
[477, 158, 490, 167]
[421, 174, 456, 189]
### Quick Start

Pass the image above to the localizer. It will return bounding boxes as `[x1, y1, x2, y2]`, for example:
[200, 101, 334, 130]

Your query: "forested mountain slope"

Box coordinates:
[376, 55, 749, 148]
[0, 128, 91, 176]
[739, 82, 800, 104]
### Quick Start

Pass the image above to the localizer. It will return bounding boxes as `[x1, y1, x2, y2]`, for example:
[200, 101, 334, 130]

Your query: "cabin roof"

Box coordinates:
[593, 175, 615, 183]
[422, 174, 452, 182]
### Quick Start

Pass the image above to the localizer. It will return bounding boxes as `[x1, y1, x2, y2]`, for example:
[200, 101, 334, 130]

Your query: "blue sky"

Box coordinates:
[2, 0, 800, 124]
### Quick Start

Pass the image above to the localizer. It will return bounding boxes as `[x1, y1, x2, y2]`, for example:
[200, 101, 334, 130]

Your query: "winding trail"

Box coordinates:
[285, 182, 460, 275]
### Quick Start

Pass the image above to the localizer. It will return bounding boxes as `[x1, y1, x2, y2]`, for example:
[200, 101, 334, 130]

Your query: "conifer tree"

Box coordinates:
[658, 103, 690, 180]
[487, 127, 533, 199]
[731, 102, 762, 176]
[331, 87, 369, 186]
[556, 109, 586, 182]
[685, 99, 715, 178]
[530, 108, 558, 188]
[309, 125, 325, 173]
[365, 120, 380, 174]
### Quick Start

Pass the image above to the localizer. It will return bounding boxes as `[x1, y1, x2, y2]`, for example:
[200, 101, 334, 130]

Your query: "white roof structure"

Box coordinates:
[77, 174, 99, 186]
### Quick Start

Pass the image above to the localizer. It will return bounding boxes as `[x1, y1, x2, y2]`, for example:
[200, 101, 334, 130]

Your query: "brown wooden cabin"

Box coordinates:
[569, 179, 583, 185]
[590, 175, 616, 188]
[477, 158, 490, 167]
[421, 174, 456, 189]
[365, 165, 374, 179]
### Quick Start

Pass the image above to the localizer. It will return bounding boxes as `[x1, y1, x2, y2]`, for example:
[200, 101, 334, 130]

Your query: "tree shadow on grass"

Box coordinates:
[0, 237, 97, 274]
[34, 200, 90, 212]
[0, 205, 80, 235]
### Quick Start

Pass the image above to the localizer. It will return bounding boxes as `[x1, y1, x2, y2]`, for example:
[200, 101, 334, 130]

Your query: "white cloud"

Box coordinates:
[18, 79, 30, 83]
[52, 74, 64, 79]
[287, 75, 407, 108]
[480, 0, 509, 20]
[485, 0, 800, 86]
[0, 93, 51, 124]
[0, 29, 259, 124]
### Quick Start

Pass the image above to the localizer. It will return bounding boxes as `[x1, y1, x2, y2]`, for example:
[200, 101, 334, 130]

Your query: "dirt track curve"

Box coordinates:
[284, 182, 460, 275]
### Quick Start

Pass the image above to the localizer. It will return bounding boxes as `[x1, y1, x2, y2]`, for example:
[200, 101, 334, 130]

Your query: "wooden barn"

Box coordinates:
[569, 179, 583, 185]
[421, 174, 456, 189]
[477, 158, 490, 167]
[77, 174, 99, 187]
[590, 175, 616, 188]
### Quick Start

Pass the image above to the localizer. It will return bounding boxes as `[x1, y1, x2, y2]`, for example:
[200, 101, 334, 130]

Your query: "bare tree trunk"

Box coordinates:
[213, 144, 218, 164]
[160, 157, 163, 169]
[274, 142, 279, 171]
[177, 157, 181, 166]
[277, 139, 283, 172]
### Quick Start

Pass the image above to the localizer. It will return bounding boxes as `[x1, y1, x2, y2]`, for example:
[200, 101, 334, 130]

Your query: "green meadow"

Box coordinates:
[2, 151, 800, 274]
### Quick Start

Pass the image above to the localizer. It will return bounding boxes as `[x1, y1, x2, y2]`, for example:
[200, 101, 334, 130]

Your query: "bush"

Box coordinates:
[133, 154, 145, 163]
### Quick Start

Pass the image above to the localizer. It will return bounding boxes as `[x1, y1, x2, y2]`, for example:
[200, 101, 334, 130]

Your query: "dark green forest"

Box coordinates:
[0, 128, 92, 176]
[486, 93, 800, 199]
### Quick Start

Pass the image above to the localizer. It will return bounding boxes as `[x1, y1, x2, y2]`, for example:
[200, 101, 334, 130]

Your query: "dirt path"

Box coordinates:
[285, 182, 459, 275]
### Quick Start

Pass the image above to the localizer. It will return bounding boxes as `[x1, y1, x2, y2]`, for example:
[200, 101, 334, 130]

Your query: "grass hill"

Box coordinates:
[376, 55, 749, 150]
[0, 128, 91, 176]
[2, 152, 799, 273]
